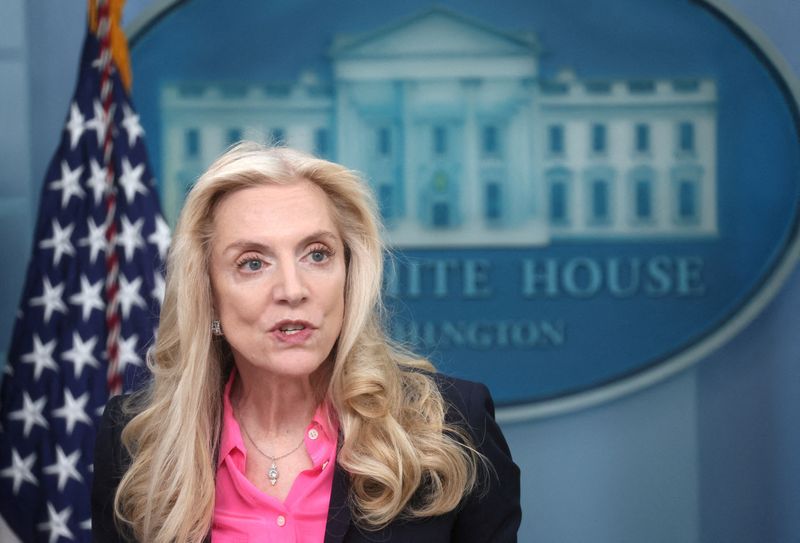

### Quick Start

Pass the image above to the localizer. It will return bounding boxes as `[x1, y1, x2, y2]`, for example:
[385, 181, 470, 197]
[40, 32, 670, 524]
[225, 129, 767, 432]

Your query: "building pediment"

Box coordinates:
[332, 7, 538, 59]
[331, 8, 539, 80]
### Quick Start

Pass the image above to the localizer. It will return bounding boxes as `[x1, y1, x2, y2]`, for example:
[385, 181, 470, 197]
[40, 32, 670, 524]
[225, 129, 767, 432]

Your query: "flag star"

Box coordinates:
[152, 273, 166, 305]
[43, 445, 83, 492]
[118, 275, 146, 318]
[78, 216, 107, 265]
[121, 103, 145, 146]
[118, 157, 149, 203]
[49, 160, 85, 208]
[147, 215, 171, 260]
[69, 275, 105, 321]
[52, 389, 93, 435]
[39, 219, 76, 266]
[65, 102, 85, 149]
[9, 392, 49, 437]
[1, 448, 38, 494]
[29, 277, 68, 322]
[21, 334, 58, 381]
[118, 334, 143, 372]
[86, 158, 108, 203]
[37, 502, 74, 543]
[86, 99, 111, 146]
[62, 332, 100, 378]
[80, 517, 92, 531]
[117, 215, 145, 262]
[91, 56, 117, 74]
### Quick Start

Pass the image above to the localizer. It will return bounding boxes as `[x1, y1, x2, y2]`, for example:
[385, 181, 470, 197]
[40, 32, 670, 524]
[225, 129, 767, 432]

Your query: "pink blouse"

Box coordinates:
[212, 373, 338, 542]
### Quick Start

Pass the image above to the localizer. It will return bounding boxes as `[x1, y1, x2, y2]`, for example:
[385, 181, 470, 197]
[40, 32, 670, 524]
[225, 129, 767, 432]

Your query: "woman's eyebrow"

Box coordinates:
[222, 231, 340, 255]
[298, 230, 340, 247]
[223, 240, 271, 255]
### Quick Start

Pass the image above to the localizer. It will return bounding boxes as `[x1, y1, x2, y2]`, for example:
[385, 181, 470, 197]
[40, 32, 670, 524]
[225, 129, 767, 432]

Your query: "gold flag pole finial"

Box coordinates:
[88, 0, 133, 92]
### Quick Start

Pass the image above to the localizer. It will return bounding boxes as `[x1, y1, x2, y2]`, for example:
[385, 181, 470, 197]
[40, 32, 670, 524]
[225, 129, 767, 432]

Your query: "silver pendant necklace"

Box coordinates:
[239, 418, 306, 486]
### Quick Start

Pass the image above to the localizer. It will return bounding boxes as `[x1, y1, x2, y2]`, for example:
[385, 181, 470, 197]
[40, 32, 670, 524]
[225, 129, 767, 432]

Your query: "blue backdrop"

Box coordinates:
[1, 0, 798, 541]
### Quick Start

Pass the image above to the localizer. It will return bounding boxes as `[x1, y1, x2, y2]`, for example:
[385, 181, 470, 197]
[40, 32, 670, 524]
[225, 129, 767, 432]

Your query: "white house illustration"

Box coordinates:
[161, 8, 718, 247]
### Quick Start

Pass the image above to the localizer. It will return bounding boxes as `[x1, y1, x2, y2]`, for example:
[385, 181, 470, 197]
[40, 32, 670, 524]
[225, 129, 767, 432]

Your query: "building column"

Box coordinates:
[335, 81, 357, 168]
[401, 80, 416, 224]
[462, 79, 481, 225]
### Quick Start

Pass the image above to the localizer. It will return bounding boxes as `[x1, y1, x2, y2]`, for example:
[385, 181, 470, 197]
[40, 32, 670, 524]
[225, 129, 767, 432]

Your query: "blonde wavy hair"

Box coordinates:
[114, 143, 481, 542]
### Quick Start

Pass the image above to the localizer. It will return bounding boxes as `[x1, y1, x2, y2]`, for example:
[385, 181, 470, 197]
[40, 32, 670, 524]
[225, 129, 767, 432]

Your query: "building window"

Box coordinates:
[635, 124, 650, 153]
[590, 180, 610, 223]
[433, 203, 450, 227]
[591, 124, 607, 154]
[314, 128, 329, 157]
[185, 128, 200, 159]
[220, 84, 247, 99]
[548, 125, 564, 155]
[547, 167, 572, 225]
[671, 165, 702, 225]
[178, 84, 205, 98]
[629, 167, 656, 224]
[585, 81, 611, 94]
[628, 80, 656, 94]
[483, 125, 499, 155]
[377, 127, 391, 156]
[485, 182, 502, 221]
[433, 170, 449, 193]
[226, 128, 242, 147]
[270, 128, 285, 144]
[673, 79, 700, 93]
[677, 179, 698, 221]
[433, 125, 447, 156]
[431, 171, 452, 228]
[379, 184, 393, 220]
[550, 181, 568, 224]
[678, 122, 695, 153]
[634, 179, 652, 220]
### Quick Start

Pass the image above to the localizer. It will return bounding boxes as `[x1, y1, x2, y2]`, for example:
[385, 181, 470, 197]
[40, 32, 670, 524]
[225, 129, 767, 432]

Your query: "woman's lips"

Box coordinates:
[270, 320, 314, 344]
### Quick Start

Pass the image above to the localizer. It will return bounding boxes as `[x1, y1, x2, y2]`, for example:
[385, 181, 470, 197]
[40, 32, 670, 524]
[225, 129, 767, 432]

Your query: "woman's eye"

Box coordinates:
[307, 246, 333, 263]
[237, 258, 263, 272]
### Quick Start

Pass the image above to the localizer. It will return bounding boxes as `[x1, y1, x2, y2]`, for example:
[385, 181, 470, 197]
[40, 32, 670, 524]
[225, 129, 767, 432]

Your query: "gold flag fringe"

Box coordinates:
[88, 0, 133, 92]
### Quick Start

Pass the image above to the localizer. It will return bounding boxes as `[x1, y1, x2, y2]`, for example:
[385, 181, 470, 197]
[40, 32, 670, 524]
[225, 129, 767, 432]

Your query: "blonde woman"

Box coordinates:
[91, 143, 521, 542]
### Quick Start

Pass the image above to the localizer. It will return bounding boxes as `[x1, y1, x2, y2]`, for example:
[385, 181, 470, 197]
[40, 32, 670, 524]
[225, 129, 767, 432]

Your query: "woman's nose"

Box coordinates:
[273, 262, 308, 305]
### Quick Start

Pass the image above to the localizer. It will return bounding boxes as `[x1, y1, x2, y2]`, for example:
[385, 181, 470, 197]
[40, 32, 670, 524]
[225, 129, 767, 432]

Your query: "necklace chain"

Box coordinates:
[238, 417, 306, 486]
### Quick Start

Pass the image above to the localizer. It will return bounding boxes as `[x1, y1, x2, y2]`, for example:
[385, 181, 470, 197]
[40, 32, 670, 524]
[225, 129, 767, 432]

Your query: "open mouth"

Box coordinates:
[280, 324, 306, 335]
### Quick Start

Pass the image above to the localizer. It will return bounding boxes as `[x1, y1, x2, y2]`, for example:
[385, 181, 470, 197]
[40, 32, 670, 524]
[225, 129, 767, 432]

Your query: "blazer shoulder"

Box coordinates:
[91, 393, 137, 543]
[103, 393, 134, 425]
[433, 372, 522, 543]
[429, 372, 496, 426]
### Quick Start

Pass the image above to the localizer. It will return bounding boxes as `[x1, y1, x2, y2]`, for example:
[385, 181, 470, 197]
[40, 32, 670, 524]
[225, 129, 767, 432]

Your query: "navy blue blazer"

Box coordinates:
[91, 373, 521, 542]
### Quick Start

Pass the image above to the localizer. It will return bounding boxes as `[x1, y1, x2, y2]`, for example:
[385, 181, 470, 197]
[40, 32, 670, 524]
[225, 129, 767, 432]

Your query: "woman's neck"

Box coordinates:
[231, 366, 318, 439]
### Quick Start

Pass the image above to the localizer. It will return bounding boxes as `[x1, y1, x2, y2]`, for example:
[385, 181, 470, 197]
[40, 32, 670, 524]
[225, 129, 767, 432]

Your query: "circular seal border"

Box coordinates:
[126, 0, 800, 422]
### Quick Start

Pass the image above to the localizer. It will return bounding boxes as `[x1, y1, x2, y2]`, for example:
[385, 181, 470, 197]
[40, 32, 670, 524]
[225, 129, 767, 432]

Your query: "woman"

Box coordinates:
[92, 143, 521, 542]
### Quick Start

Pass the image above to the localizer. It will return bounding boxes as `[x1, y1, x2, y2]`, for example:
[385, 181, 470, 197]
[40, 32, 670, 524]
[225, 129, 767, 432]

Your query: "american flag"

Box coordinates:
[0, 8, 168, 543]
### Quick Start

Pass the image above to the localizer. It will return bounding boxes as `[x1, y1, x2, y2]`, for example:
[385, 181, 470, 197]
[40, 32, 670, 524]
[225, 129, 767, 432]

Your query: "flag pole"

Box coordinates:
[94, 0, 123, 396]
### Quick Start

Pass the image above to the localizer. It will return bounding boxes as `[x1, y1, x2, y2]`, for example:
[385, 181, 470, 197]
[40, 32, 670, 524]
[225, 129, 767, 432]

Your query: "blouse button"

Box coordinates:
[276, 515, 286, 527]
[308, 428, 319, 440]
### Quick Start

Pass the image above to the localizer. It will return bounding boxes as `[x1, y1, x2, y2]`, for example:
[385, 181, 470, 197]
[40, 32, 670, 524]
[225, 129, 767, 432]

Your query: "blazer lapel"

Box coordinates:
[324, 462, 352, 543]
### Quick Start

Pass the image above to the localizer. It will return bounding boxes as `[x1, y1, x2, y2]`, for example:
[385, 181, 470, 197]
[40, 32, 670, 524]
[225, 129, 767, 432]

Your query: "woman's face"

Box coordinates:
[209, 179, 346, 380]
